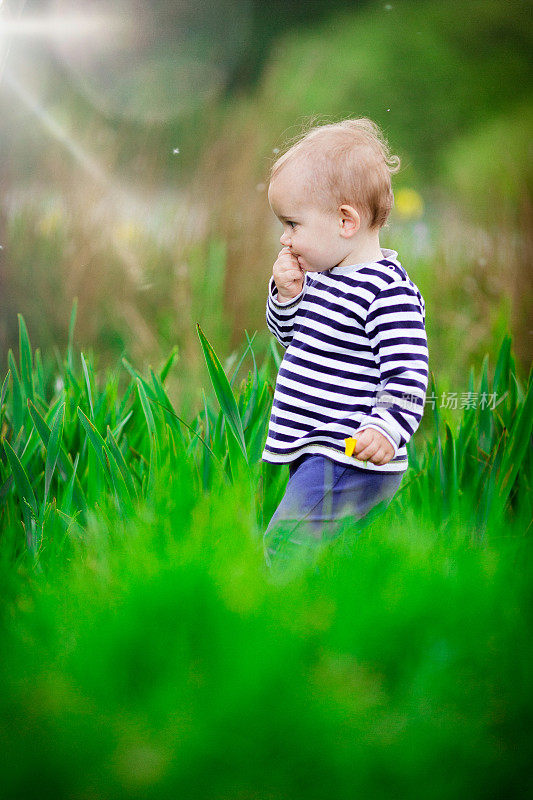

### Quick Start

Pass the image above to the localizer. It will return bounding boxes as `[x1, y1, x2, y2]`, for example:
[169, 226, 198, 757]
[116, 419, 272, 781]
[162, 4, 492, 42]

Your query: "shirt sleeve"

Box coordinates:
[355, 280, 429, 456]
[266, 275, 306, 349]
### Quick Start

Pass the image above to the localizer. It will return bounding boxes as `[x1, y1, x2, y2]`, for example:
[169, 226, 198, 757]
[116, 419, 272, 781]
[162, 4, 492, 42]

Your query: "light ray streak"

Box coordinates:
[3, 68, 109, 185]
[2, 67, 196, 256]
[0, 14, 123, 40]
[0, 0, 28, 85]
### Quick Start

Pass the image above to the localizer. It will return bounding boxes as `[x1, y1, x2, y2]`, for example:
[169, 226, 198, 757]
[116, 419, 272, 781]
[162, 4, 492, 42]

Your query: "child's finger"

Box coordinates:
[277, 253, 300, 268]
[368, 448, 387, 465]
[353, 428, 373, 449]
[277, 247, 296, 260]
[354, 445, 376, 461]
[354, 435, 378, 461]
[285, 270, 304, 282]
[274, 259, 299, 275]
[278, 247, 300, 261]
[276, 264, 304, 282]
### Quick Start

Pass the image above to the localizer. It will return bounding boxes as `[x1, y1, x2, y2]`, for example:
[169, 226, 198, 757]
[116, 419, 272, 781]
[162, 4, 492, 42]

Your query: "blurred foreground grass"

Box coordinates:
[0, 314, 531, 797]
[1, 484, 531, 799]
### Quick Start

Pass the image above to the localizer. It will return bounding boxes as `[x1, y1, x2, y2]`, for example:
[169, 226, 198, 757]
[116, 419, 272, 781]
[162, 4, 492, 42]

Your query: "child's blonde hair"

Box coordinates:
[270, 118, 401, 230]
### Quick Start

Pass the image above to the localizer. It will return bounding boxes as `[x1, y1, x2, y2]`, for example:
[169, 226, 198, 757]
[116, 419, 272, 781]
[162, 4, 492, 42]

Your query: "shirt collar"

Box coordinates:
[327, 248, 399, 276]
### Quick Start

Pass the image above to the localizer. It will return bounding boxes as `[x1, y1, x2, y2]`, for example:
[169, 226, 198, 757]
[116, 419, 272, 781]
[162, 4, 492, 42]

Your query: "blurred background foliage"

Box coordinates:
[1, 0, 531, 415]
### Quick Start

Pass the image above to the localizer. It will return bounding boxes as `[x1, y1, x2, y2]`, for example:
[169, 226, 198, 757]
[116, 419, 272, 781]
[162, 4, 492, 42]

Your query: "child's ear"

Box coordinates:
[338, 205, 361, 238]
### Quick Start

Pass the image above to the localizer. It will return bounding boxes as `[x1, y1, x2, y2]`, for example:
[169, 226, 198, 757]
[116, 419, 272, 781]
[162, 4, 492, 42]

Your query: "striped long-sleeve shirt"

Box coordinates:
[262, 248, 429, 472]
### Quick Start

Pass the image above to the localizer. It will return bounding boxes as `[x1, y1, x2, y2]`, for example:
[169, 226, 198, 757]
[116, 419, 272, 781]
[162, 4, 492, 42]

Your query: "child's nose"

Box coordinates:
[280, 231, 291, 246]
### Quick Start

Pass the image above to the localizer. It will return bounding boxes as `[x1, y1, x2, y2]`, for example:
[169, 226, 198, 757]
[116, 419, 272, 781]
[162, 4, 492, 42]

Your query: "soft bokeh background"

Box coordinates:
[1, 0, 531, 414]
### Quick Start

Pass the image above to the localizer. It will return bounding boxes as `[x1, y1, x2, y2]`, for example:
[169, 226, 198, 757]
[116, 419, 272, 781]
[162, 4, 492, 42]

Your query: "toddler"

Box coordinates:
[261, 118, 429, 566]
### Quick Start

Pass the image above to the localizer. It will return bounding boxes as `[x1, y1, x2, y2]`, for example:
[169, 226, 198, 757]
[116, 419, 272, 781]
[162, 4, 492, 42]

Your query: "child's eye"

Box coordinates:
[287, 221, 297, 228]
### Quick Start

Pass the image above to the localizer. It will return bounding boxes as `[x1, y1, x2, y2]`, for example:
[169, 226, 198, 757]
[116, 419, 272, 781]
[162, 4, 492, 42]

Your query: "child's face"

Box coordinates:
[268, 164, 354, 272]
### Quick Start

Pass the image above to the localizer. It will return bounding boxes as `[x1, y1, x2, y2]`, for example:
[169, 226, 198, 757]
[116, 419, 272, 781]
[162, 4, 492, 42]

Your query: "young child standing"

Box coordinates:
[261, 118, 429, 566]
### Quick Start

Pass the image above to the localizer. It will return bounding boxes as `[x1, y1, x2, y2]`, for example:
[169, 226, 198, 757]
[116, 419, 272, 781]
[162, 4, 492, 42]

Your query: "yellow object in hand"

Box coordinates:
[344, 437, 357, 457]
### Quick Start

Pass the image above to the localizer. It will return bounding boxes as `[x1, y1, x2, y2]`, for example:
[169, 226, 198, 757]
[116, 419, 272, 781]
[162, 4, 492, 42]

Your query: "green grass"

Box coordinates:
[0, 476, 531, 798]
[0, 313, 532, 797]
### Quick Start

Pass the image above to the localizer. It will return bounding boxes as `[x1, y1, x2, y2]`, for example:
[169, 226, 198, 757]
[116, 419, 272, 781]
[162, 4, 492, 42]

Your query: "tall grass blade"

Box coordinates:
[493, 334, 512, 396]
[229, 330, 258, 388]
[64, 364, 81, 396]
[241, 332, 259, 432]
[456, 418, 477, 487]
[8, 350, 23, 434]
[1, 370, 10, 409]
[201, 390, 211, 490]
[147, 372, 188, 453]
[406, 438, 420, 474]
[77, 407, 111, 481]
[511, 371, 526, 405]
[117, 380, 136, 422]
[103, 445, 134, 516]
[122, 358, 157, 402]
[136, 379, 159, 497]
[197, 324, 248, 462]
[3, 438, 38, 519]
[444, 422, 458, 510]
[475, 428, 508, 537]
[18, 314, 35, 404]
[159, 345, 179, 384]
[136, 379, 157, 441]
[478, 354, 492, 453]
[28, 399, 88, 514]
[0, 474, 15, 506]
[147, 395, 224, 472]
[246, 404, 270, 464]
[270, 338, 282, 370]
[436, 431, 446, 495]
[62, 453, 79, 516]
[106, 426, 138, 503]
[110, 410, 133, 441]
[226, 420, 248, 483]
[496, 373, 533, 507]
[35, 348, 46, 399]
[44, 402, 65, 504]
[80, 353, 95, 420]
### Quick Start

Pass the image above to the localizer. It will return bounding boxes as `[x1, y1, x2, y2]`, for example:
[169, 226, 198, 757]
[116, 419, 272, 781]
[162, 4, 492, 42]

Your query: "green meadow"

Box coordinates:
[1, 0, 532, 796]
[0, 310, 531, 797]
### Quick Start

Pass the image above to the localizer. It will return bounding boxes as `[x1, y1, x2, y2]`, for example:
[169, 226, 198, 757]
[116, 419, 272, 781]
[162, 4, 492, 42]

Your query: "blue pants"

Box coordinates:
[263, 454, 405, 567]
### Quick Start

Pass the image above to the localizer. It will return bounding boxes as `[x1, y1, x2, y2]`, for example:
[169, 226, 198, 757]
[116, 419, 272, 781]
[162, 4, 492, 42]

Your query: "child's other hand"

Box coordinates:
[273, 247, 304, 303]
[353, 428, 395, 466]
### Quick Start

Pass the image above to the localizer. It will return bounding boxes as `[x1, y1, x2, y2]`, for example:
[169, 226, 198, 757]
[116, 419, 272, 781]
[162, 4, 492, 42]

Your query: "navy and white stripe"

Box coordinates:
[262, 248, 429, 472]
